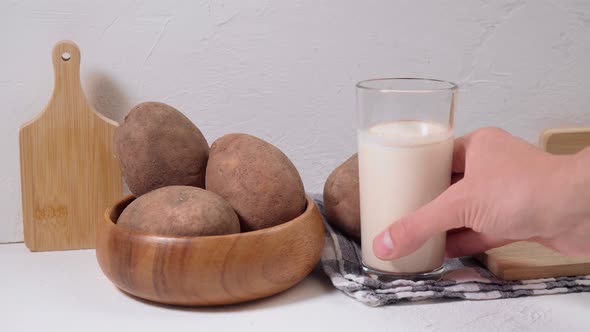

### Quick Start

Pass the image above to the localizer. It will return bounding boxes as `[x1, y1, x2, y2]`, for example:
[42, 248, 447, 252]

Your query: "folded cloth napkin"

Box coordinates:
[311, 194, 590, 306]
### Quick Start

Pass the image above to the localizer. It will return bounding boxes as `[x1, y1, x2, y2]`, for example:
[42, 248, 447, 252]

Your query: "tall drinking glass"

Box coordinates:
[356, 78, 457, 279]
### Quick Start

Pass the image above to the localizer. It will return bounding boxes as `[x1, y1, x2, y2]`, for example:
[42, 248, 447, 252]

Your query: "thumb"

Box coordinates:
[373, 182, 467, 260]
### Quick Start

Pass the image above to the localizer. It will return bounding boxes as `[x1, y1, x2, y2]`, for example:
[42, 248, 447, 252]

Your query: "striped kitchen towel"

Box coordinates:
[311, 194, 590, 306]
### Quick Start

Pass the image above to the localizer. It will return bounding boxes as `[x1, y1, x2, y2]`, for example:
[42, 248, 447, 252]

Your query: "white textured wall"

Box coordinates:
[1, 0, 589, 242]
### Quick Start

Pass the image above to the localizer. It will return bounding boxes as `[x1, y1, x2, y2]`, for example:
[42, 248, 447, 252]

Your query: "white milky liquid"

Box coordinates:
[358, 120, 453, 273]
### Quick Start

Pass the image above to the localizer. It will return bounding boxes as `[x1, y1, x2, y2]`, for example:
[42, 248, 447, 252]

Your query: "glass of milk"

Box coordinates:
[356, 78, 457, 280]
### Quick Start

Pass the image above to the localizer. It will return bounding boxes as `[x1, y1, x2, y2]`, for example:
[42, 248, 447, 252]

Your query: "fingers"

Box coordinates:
[453, 127, 511, 173]
[373, 182, 467, 260]
[445, 230, 513, 258]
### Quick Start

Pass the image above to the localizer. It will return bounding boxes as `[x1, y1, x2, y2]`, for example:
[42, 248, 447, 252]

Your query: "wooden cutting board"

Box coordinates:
[19, 40, 122, 251]
[539, 127, 590, 155]
[476, 127, 590, 280]
[477, 242, 590, 280]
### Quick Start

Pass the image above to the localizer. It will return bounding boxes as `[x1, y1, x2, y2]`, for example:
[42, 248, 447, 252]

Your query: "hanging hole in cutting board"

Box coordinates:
[61, 52, 71, 61]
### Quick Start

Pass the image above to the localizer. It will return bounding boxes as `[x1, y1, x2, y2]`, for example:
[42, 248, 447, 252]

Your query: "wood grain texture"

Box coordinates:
[539, 127, 590, 155]
[477, 128, 590, 280]
[96, 195, 325, 306]
[476, 242, 590, 280]
[19, 40, 122, 251]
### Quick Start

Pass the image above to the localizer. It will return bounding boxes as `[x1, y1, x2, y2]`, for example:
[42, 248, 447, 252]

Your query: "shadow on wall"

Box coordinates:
[84, 70, 132, 195]
[84, 70, 130, 124]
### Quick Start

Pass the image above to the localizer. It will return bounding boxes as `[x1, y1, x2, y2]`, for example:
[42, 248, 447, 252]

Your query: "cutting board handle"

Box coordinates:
[51, 40, 82, 97]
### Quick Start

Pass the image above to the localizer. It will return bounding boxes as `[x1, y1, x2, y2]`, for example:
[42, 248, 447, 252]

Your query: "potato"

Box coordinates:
[117, 186, 240, 236]
[205, 133, 306, 231]
[323, 154, 360, 240]
[114, 102, 209, 196]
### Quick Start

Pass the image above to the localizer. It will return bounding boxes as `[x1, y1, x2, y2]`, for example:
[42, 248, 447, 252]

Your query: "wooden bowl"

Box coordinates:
[96, 195, 325, 306]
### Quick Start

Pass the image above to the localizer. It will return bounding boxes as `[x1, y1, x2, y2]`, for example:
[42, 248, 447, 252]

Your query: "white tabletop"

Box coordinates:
[1, 242, 588, 332]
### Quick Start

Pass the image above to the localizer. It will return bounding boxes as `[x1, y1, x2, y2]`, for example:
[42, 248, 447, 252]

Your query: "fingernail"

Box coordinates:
[374, 230, 394, 258]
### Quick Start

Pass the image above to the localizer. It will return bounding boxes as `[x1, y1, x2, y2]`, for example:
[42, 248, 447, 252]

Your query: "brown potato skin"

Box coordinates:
[205, 133, 306, 232]
[323, 154, 360, 240]
[117, 186, 240, 236]
[114, 102, 209, 196]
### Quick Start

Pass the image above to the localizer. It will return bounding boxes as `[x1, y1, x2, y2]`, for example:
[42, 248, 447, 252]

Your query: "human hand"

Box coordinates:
[373, 127, 590, 260]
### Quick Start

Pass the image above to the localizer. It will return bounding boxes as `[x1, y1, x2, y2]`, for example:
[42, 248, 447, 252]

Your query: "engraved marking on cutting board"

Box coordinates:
[34, 205, 68, 226]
